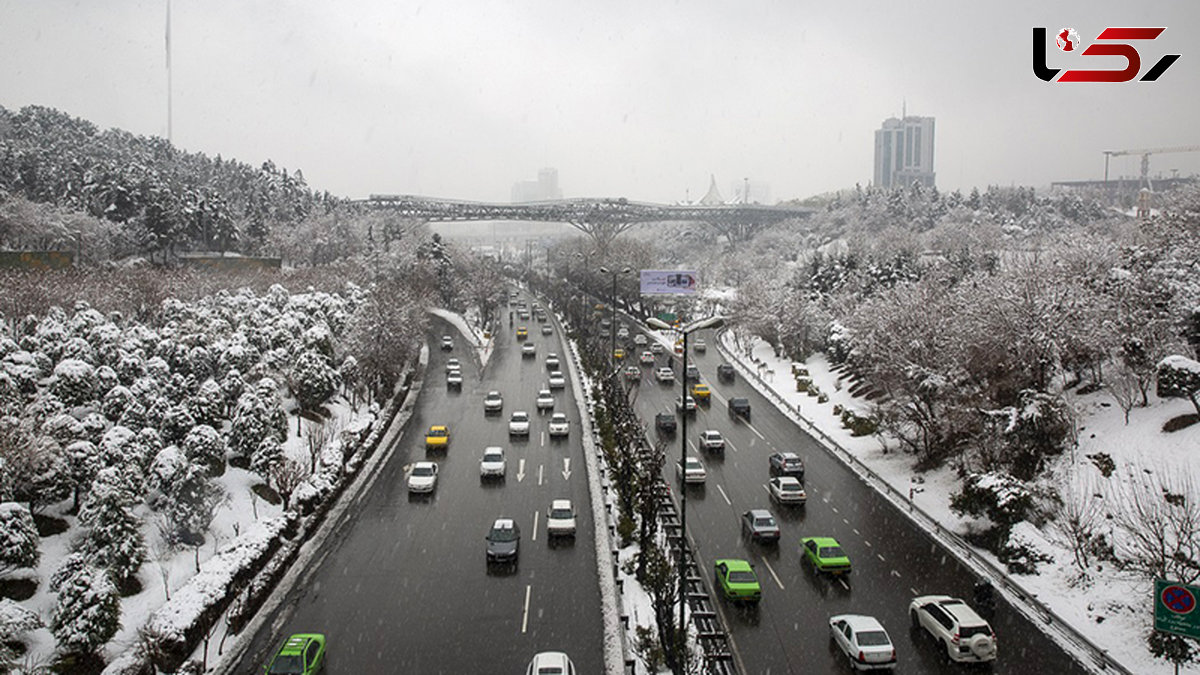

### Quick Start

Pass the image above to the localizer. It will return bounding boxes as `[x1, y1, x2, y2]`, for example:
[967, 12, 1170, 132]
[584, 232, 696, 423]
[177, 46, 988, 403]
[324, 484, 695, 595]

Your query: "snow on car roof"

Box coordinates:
[493, 518, 515, 529]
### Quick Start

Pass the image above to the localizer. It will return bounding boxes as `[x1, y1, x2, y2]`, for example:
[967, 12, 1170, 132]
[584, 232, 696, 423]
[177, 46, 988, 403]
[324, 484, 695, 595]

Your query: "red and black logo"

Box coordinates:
[1033, 26, 1180, 82]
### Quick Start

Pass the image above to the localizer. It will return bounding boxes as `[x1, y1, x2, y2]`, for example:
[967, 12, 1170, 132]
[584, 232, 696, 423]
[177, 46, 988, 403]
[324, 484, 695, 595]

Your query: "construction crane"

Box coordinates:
[1103, 145, 1200, 189]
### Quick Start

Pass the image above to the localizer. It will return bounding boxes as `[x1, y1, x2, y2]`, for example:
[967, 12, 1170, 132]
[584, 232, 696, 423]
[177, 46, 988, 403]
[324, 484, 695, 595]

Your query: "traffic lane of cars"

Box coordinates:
[240, 317, 602, 672]
[640, 328, 1086, 673]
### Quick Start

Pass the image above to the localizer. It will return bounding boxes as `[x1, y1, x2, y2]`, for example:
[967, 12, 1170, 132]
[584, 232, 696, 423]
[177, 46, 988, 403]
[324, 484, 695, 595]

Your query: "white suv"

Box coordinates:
[909, 595, 996, 663]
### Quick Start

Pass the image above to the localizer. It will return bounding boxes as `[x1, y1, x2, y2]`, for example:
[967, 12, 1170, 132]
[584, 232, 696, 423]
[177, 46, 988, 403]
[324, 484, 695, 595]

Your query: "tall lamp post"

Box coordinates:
[599, 266, 631, 367]
[646, 313, 725, 654]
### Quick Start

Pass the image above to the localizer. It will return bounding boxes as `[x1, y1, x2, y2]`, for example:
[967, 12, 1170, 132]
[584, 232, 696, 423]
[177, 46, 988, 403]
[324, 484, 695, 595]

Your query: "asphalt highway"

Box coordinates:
[237, 310, 603, 672]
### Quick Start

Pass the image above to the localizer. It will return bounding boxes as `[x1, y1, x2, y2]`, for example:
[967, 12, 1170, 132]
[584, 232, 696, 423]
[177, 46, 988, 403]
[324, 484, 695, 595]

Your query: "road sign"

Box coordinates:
[640, 270, 698, 295]
[657, 312, 678, 323]
[1155, 579, 1200, 640]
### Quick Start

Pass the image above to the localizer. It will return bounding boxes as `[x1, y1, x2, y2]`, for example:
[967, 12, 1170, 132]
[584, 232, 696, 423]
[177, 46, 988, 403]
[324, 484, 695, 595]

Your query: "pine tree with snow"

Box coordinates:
[250, 436, 283, 480]
[220, 368, 245, 413]
[189, 378, 225, 427]
[229, 391, 269, 461]
[51, 358, 97, 406]
[160, 403, 195, 446]
[0, 502, 39, 575]
[49, 564, 121, 656]
[78, 468, 145, 588]
[256, 376, 288, 443]
[182, 424, 225, 477]
[117, 397, 147, 431]
[163, 461, 227, 547]
[101, 385, 133, 421]
[62, 440, 100, 511]
[290, 349, 339, 415]
[49, 553, 88, 592]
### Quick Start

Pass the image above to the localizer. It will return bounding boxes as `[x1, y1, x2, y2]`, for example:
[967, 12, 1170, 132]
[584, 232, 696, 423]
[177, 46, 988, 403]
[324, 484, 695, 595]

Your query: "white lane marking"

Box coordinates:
[746, 423, 765, 440]
[838, 577, 850, 591]
[877, 553, 886, 562]
[830, 505, 839, 513]
[842, 518, 849, 525]
[517, 459, 526, 482]
[538, 464, 544, 486]
[762, 558, 785, 590]
[910, 587, 921, 596]
[891, 569, 902, 578]
[716, 484, 732, 505]
[853, 528, 860, 536]
[521, 585, 532, 634]
[726, 439, 738, 454]
[562, 458, 572, 481]
[711, 388, 728, 406]
[540, 431, 546, 447]
[864, 540, 872, 548]
[761, 484, 770, 495]
[532, 510, 539, 542]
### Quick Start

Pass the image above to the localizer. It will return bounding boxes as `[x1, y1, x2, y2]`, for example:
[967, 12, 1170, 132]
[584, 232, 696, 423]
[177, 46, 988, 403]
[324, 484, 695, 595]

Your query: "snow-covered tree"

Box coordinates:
[159, 403, 195, 446]
[162, 462, 227, 547]
[289, 349, 339, 416]
[0, 416, 68, 513]
[101, 385, 133, 421]
[250, 436, 283, 480]
[1157, 355, 1200, 416]
[62, 439, 100, 511]
[229, 391, 270, 461]
[181, 424, 225, 477]
[188, 379, 225, 427]
[51, 358, 96, 406]
[78, 467, 145, 588]
[49, 564, 120, 656]
[0, 502, 39, 574]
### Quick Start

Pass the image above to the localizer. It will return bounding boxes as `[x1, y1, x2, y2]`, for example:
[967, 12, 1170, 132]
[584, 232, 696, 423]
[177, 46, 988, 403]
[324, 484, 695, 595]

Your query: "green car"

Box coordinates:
[265, 633, 325, 674]
[801, 536, 851, 575]
[714, 559, 762, 603]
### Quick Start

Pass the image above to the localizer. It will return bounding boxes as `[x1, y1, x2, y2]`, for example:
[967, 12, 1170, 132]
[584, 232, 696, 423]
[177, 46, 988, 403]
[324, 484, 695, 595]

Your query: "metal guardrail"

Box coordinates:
[713, 330, 1133, 675]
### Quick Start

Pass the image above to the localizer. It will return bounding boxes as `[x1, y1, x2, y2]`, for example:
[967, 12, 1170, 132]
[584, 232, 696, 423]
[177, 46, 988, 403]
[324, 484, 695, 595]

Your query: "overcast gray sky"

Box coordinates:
[2, 0, 1198, 202]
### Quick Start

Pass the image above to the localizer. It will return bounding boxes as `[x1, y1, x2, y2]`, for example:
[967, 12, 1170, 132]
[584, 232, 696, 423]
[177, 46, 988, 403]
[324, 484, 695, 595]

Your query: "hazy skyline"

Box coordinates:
[2, 0, 1198, 203]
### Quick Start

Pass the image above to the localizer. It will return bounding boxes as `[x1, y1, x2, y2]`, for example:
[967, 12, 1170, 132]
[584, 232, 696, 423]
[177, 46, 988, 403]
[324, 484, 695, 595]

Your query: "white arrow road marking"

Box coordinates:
[516, 459, 526, 482]
[562, 458, 571, 481]
[716, 484, 732, 505]
[538, 464, 544, 486]
[762, 558, 785, 590]
[521, 585, 532, 634]
[532, 510, 539, 542]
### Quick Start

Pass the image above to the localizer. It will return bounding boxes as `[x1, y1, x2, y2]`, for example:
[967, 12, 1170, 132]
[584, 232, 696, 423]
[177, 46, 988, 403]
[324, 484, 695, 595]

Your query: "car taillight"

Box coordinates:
[890, 649, 896, 661]
[857, 651, 865, 662]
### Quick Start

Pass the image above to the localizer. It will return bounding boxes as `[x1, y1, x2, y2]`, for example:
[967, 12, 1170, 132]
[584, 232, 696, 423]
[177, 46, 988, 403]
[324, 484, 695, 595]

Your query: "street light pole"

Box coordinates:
[600, 266, 630, 368]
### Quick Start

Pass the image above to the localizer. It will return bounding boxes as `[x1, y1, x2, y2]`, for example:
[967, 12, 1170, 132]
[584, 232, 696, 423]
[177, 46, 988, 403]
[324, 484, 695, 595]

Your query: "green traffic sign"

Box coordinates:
[1155, 578, 1200, 640]
[657, 312, 677, 323]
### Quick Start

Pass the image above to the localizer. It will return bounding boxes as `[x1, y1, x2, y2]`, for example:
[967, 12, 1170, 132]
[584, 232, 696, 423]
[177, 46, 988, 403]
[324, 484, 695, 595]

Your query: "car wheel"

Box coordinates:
[910, 610, 920, 629]
[941, 639, 954, 663]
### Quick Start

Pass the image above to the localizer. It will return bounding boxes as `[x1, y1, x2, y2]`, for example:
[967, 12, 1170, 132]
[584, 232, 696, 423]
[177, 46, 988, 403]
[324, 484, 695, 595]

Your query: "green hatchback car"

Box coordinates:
[801, 536, 852, 575]
[265, 633, 325, 674]
[714, 559, 762, 603]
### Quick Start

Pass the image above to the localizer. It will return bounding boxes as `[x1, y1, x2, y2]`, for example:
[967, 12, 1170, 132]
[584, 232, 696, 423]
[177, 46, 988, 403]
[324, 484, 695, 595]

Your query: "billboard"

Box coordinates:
[640, 270, 698, 295]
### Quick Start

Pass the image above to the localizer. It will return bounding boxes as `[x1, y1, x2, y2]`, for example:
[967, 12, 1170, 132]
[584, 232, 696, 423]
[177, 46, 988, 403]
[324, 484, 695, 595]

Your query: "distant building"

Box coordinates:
[511, 168, 563, 202]
[874, 114, 935, 188]
[730, 179, 771, 205]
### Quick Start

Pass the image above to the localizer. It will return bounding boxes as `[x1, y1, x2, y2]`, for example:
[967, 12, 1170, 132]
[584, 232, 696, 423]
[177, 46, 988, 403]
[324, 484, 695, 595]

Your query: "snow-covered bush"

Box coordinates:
[51, 358, 96, 406]
[229, 391, 270, 461]
[102, 385, 133, 421]
[161, 463, 227, 547]
[49, 564, 121, 656]
[250, 437, 282, 480]
[1157, 354, 1200, 416]
[160, 403, 195, 446]
[181, 424, 224, 477]
[78, 468, 145, 588]
[188, 379, 225, 427]
[289, 349, 339, 414]
[0, 502, 39, 574]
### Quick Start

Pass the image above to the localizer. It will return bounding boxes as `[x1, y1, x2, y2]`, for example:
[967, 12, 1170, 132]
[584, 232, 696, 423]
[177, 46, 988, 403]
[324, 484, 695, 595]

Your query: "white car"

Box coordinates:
[829, 614, 897, 670]
[675, 395, 696, 413]
[546, 499, 576, 537]
[548, 371, 566, 389]
[541, 324, 553, 335]
[693, 338, 706, 352]
[768, 476, 808, 505]
[616, 327, 629, 339]
[633, 334, 648, 346]
[526, 652, 575, 675]
[441, 335, 454, 350]
[639, 351, 655, 365]
[650, 342, 665, 355]
[483, 390, 503, 413]
[548, 412, 570, 437]
[407, 461, 439, 493]
[909, 595, 997, 663]
[446, 369, 463, 387]
[655, 367, 675, 383]
[522, 342, 536, 358]
[509, 411, 531, 436]
[699, 430, 725, 451]
[545, 354, 560, 370]
[676, 456, 706, 484]
[445, 358, 461, 373]
[536, 389, 555, 411]
[480, 446, 506, 478]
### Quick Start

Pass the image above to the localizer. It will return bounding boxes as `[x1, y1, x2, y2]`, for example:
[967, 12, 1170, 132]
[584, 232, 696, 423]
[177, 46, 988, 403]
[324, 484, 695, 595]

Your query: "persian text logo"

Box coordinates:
[1033, 26, 1180, 82]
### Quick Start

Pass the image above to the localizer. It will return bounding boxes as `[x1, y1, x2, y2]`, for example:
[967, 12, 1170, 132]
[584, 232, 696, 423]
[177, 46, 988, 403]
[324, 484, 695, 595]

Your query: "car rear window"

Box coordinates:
[856, 630, 890, 646]
[782, 483, 802, 492]
[550, 508, 573, 519]
[755, 517, 776, 528]
[728, 571, 756, 583]
[960, 624, 991, 638]
[820, 546, 845, 558]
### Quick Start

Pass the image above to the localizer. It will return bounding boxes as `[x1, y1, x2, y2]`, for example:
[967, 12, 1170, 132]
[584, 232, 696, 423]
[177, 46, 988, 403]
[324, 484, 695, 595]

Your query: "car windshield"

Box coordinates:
[820, 546, 845, 558]
[512, 413, 528, 422]
[412, 465, 434, 477]
[484, 452, 502, 461]
[489, 527, 517, 542]
[550, 508, 573, 519]
[269, 655, 304, 674]
[727, 571, 756, 583]
[552, 415, 567, 422]
[856, 630, 891, 646]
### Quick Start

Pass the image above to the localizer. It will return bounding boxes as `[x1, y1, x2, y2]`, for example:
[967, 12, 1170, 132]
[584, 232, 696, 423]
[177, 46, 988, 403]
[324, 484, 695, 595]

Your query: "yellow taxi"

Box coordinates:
[613, 348, 626, 360]
[690, 383, 712, 401]
[516, 326, 528, 340]
[425, 425, 449, 450]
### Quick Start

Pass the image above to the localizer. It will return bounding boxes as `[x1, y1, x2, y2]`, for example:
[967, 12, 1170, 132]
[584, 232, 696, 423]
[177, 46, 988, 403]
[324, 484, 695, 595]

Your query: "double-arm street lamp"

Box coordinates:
[599, 266, 631, 367]
[646, 313, 725, 648]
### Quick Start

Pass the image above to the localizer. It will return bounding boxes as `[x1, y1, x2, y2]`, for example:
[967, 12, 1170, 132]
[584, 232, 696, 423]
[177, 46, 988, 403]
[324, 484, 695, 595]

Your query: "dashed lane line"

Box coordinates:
[532, 510, 539, 542]
[762, 558, 786, 590]
[521, 585, 532, 634]
[716, 484, 732, 506]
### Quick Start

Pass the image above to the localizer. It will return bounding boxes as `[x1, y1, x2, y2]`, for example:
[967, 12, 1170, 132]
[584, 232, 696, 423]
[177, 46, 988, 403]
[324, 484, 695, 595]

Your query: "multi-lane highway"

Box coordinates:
[626, 326, 1088, 674]
[237, 310, 603, 672]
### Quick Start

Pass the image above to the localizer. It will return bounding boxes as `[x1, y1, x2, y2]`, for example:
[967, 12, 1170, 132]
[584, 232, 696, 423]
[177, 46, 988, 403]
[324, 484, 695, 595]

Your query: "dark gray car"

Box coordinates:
[486, 518, 520, 563]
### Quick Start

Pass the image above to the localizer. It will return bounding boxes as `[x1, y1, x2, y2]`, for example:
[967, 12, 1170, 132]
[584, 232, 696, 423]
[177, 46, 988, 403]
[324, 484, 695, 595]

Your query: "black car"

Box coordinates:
[717, 363, 735, 382]
[768, 451, 805, 479]
[729, 397, 751, 420]
[486, 518, 520, 563]
[655, 412, 677, 434]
